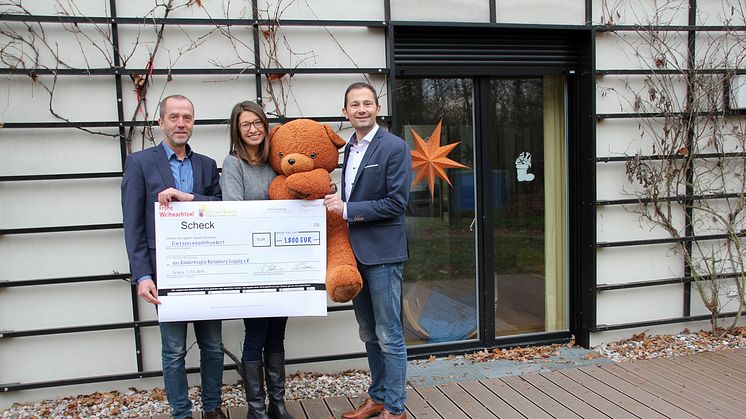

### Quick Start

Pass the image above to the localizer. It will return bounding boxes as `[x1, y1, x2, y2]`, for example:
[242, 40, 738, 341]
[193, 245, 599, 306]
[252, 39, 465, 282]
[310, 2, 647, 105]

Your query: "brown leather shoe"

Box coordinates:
[202, 408, 228, 419]
[378, 409, 406, 419]
[341, 398, 385, 419]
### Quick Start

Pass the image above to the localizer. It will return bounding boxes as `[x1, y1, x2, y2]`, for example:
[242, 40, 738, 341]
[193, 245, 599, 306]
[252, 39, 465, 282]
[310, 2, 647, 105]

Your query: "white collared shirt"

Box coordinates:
[343, 124, 379, 219]
[344, 124, 378, 201]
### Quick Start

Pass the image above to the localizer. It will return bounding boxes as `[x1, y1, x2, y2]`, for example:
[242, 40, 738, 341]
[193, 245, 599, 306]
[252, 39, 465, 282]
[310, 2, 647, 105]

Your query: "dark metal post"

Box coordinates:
[385, 0, 394, 129]
[474, 77, 496, 347]
[683, 0, 697, 317]
[252, 0, 263, 106]
[572, 30, 597, 347]
[109, 0, 144, 373]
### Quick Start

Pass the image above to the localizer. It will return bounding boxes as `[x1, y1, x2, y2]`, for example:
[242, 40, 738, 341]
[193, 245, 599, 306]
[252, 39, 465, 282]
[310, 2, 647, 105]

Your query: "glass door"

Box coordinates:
[489, 76, 568, 338]
[393, 78, 478, 346]
[393, 75, 568, 348]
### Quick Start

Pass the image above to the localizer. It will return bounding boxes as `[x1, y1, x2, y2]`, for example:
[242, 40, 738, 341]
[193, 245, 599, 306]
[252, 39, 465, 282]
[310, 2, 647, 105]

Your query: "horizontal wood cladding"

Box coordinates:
[393, 25, 590, 76]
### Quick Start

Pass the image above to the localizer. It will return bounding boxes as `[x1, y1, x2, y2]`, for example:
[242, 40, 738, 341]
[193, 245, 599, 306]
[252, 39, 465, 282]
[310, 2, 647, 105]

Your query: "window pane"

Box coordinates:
[491, 78, 545, 337]
[490, 77, 568, 337]
[394, 78, 478, 346]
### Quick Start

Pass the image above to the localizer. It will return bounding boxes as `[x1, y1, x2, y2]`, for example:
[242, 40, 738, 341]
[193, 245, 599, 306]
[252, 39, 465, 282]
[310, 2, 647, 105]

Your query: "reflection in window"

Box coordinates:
[491, 78, 546, 337]
[392, 76, 568, 346]
[394, 78, 478, 346]
[490, 76, 567, 337]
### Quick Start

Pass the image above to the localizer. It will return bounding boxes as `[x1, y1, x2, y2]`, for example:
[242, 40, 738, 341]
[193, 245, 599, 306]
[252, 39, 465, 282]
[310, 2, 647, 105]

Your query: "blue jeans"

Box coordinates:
[352, 262, 407, 415]
[242, 317, 288, 361]
[160, 320, 224, 419]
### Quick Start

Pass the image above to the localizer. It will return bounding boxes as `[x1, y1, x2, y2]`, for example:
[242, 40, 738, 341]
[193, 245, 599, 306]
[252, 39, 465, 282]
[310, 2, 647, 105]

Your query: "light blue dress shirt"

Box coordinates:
[162, 142, 194, 193]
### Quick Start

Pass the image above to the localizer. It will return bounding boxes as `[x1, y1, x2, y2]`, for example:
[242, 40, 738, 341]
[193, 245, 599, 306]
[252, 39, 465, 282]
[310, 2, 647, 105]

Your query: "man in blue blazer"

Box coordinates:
[325, 82, 412, 419]
[121, 95, 226, 419]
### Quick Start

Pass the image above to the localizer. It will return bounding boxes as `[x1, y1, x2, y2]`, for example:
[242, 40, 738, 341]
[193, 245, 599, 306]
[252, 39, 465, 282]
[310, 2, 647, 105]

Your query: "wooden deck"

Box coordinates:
[151, 348, 746, 419]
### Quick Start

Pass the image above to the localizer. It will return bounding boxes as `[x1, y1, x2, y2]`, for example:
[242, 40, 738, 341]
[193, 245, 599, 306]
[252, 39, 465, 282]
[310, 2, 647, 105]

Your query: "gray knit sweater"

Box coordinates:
[220, 154, 276, 201]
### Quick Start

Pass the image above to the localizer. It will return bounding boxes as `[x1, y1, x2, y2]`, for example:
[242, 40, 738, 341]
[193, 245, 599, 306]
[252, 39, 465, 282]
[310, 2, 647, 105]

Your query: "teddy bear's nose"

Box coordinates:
[287, 159, 296, 165]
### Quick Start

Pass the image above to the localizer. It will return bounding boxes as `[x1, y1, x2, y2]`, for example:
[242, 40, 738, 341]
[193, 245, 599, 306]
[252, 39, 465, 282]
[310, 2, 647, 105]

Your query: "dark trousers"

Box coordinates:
[242, 316, 288, 361]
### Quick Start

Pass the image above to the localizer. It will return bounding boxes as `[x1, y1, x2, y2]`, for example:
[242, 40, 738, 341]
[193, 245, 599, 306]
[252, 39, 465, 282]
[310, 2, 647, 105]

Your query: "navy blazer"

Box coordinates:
[342, 127, 412, 265]
[121, 143, 221, 281]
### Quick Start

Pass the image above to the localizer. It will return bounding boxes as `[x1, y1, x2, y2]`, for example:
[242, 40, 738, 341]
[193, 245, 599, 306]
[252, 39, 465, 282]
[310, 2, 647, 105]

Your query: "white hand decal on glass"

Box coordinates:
[515, 152, 535, 182]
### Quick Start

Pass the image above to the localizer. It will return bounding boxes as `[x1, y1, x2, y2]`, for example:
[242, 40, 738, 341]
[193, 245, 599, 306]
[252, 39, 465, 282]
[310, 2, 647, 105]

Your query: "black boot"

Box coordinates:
[264, 352, 294, 419]
[242, 360, 269, 419]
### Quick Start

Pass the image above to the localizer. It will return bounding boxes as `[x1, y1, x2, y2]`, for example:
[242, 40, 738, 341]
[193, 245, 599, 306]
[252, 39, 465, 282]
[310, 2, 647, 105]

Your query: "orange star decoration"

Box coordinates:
[410, 119, 469, 202]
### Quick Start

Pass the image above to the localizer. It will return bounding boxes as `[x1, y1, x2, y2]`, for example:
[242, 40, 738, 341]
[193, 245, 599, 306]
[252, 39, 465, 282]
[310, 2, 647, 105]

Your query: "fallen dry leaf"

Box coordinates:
[150, 388, 166, 401]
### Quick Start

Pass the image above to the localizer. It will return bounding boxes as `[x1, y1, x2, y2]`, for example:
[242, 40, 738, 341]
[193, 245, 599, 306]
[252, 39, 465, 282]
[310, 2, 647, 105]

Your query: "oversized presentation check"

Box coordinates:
[155, 200, 327, 322]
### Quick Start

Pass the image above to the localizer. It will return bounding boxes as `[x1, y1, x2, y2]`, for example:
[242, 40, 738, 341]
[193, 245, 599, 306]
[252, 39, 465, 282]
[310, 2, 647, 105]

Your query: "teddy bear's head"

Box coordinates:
[269, 118, 346, 176]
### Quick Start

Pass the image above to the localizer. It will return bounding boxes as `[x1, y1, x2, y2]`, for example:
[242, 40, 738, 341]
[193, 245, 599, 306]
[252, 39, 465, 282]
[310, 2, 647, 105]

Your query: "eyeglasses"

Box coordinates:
[239, 120, 264, 131]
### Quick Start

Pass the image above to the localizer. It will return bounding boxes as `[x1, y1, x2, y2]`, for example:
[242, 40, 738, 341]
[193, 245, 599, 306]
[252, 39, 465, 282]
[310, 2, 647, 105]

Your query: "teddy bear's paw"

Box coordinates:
[286, 174, 327, 200]
[327, 265, 363, 303]
[288, 189, 310, 199]
[330, 283, 362, 303]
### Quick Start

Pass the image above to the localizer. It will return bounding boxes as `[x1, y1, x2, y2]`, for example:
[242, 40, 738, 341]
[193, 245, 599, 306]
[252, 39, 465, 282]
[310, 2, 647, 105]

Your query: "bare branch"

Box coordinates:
[604, 0, 746, 333]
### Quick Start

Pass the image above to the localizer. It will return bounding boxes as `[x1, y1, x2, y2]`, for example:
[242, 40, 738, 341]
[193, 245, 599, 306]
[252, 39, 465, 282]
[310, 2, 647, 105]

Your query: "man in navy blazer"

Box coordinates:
[121, 95, 226, 419]
[324, 82, 412, 419]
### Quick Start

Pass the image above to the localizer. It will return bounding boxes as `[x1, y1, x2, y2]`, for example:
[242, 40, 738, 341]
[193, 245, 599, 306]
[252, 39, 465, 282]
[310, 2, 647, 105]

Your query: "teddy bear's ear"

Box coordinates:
[323, 123, 347, 149]
[269, 124, 282, 139]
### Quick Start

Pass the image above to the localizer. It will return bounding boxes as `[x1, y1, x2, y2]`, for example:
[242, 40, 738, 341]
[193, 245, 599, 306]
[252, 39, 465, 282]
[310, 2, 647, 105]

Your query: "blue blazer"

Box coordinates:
[342, 127, 412, 265]
[121, 143, 221, 281]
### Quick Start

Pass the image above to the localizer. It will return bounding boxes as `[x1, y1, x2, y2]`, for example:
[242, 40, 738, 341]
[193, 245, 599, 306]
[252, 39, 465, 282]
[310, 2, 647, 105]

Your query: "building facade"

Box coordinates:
[2, 0, 744, 407]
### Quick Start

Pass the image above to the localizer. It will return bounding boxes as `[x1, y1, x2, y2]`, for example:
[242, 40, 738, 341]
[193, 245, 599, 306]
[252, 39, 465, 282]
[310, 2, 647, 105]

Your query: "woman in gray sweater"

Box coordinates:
[220, 101, 292, 419]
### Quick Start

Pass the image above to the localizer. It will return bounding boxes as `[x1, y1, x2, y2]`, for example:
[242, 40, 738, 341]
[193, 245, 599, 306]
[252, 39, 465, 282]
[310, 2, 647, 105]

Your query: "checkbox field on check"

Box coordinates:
[252, 232, 272, 247]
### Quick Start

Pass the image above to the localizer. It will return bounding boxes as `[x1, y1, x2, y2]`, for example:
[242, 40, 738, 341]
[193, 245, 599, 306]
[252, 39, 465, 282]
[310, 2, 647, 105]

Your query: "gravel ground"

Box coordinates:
[592, 327, 746, 361]
[4, 327, 746, 418]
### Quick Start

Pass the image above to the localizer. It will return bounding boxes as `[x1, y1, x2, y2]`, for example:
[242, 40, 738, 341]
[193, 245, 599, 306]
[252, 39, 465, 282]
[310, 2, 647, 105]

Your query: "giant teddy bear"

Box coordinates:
[268, 118, 363, 303]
